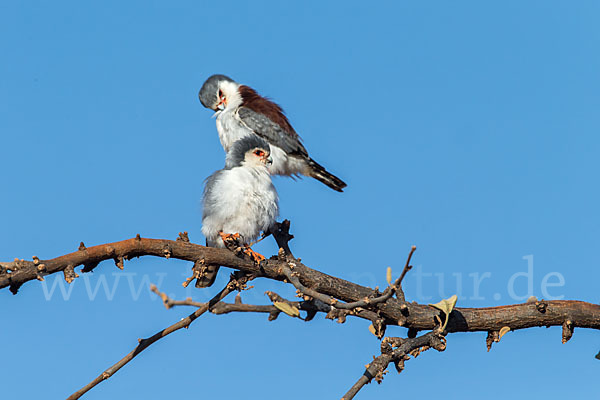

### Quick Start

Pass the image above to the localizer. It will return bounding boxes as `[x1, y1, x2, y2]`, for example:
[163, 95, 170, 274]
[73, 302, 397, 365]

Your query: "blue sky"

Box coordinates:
[1, 1, 599, 399]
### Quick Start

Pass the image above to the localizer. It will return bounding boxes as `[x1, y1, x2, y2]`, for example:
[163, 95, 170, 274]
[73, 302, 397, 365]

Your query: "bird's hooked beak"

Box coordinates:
[212, 99, 226, 118]
[263, 155, 273, 166]
[216, 96, 227, 111]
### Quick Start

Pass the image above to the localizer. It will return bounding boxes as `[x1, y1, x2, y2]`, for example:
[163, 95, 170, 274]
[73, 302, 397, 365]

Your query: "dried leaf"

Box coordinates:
[499, 326, 511, 340]
[386, 267, 392, 285]
[428, 294, 458, 330]
[273, 301, 299, 318]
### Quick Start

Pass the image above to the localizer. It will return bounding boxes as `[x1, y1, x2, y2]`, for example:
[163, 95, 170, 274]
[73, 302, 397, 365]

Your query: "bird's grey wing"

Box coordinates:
[237, 107, 308, 157]
[198, 172, 224, 288]
[202, 171, 223, 220]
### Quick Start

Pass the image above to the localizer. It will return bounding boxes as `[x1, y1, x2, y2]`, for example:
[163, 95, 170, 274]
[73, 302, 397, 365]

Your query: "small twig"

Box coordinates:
[385, 245, 416, 302]
[247, 231, 271, 247]
[342, 329, 447, 400]
[281, 261, 358, 310]
[281, 246, 416, 312]
[270, 220, 294, 257]
[151, 284, 280, 314]
[149, 284, 378, 324]
[66, 274, 250, 400]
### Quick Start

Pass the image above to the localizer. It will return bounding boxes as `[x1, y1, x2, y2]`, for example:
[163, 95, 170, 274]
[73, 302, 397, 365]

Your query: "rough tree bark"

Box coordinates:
[2, 222, 599, 399]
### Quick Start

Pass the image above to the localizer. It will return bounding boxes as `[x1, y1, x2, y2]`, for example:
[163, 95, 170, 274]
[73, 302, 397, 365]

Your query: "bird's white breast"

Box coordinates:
[215, 109, 251, 152]
[202, 166, 279, 247]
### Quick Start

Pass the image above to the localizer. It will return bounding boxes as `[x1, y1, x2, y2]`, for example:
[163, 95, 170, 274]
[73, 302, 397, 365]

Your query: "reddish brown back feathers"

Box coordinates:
[238, 85, 296, 135]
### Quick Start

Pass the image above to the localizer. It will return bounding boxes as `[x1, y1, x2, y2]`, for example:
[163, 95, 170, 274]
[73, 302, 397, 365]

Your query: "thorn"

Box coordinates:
[177, 232, 190, 242]
[36, 274, 44, 281]
[135, 234, 141, 241]
[562, 320, 574, 344]
[486, 331, 499, 351]
[394, 359, 406, 373]
[268, 311, 279, 321]
[79, 242, 86, 251]
[63, 265, 79, 284]
[114, 257, 124, 270]
[277, 248, 286, 261]
[81, 261, 99, 273]
[32, 256, 40, 265]
[535, 300, 548, 313]
[9, 282, 22, 295]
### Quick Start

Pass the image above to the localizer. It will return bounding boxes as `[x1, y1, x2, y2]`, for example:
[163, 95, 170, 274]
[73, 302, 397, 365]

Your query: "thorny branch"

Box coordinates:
[3, 220, 600, 399]
[66, 272, 252, 400]
[2, 226, 598, 335]
[278, 245, 416, 337]
[280, 245, 415, 311]
[150, 283, 347, 322]
[342, 329, 448, 400]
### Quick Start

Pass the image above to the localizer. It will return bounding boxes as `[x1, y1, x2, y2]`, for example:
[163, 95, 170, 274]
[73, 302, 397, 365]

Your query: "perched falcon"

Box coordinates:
[198, 135, 279, 287]
[198, 74, 347, 192]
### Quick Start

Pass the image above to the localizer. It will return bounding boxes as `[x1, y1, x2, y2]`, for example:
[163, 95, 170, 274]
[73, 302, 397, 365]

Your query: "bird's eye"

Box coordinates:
[254, 150, 265, 157]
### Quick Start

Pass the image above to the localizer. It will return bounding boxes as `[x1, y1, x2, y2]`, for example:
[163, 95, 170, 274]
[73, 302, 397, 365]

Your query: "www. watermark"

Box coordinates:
[39, 254, 565, 302]
[40, 272, 168, 301]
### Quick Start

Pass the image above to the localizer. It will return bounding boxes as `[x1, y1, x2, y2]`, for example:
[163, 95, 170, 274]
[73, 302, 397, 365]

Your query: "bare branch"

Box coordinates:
[391, 245, 416, 302]
[279, 245, 416, 312]
[270, 220, 295, 257]
[4, 220, 600, 399]
[150, 283, 377, 324]
[66, 273, 250, 400]
[3, 230, 600, 336]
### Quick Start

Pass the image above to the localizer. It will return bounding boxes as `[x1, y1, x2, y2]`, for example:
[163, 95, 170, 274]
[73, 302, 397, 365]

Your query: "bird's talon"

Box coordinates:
[243, 247, 265, 263]
[219, 232, 240, 244]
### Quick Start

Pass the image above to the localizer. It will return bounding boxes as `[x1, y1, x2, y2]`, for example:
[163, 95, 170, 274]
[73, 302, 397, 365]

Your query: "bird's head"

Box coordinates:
[244, 146, 272, 168]
[198, 74, 241, 112]
[226, 136, 272, 169]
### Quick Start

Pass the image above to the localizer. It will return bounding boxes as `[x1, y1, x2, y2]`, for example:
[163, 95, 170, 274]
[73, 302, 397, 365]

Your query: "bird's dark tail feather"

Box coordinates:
[195, 264, 220, 288]
[307, 158, 347, 192]
[196, 238, 220, 288]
